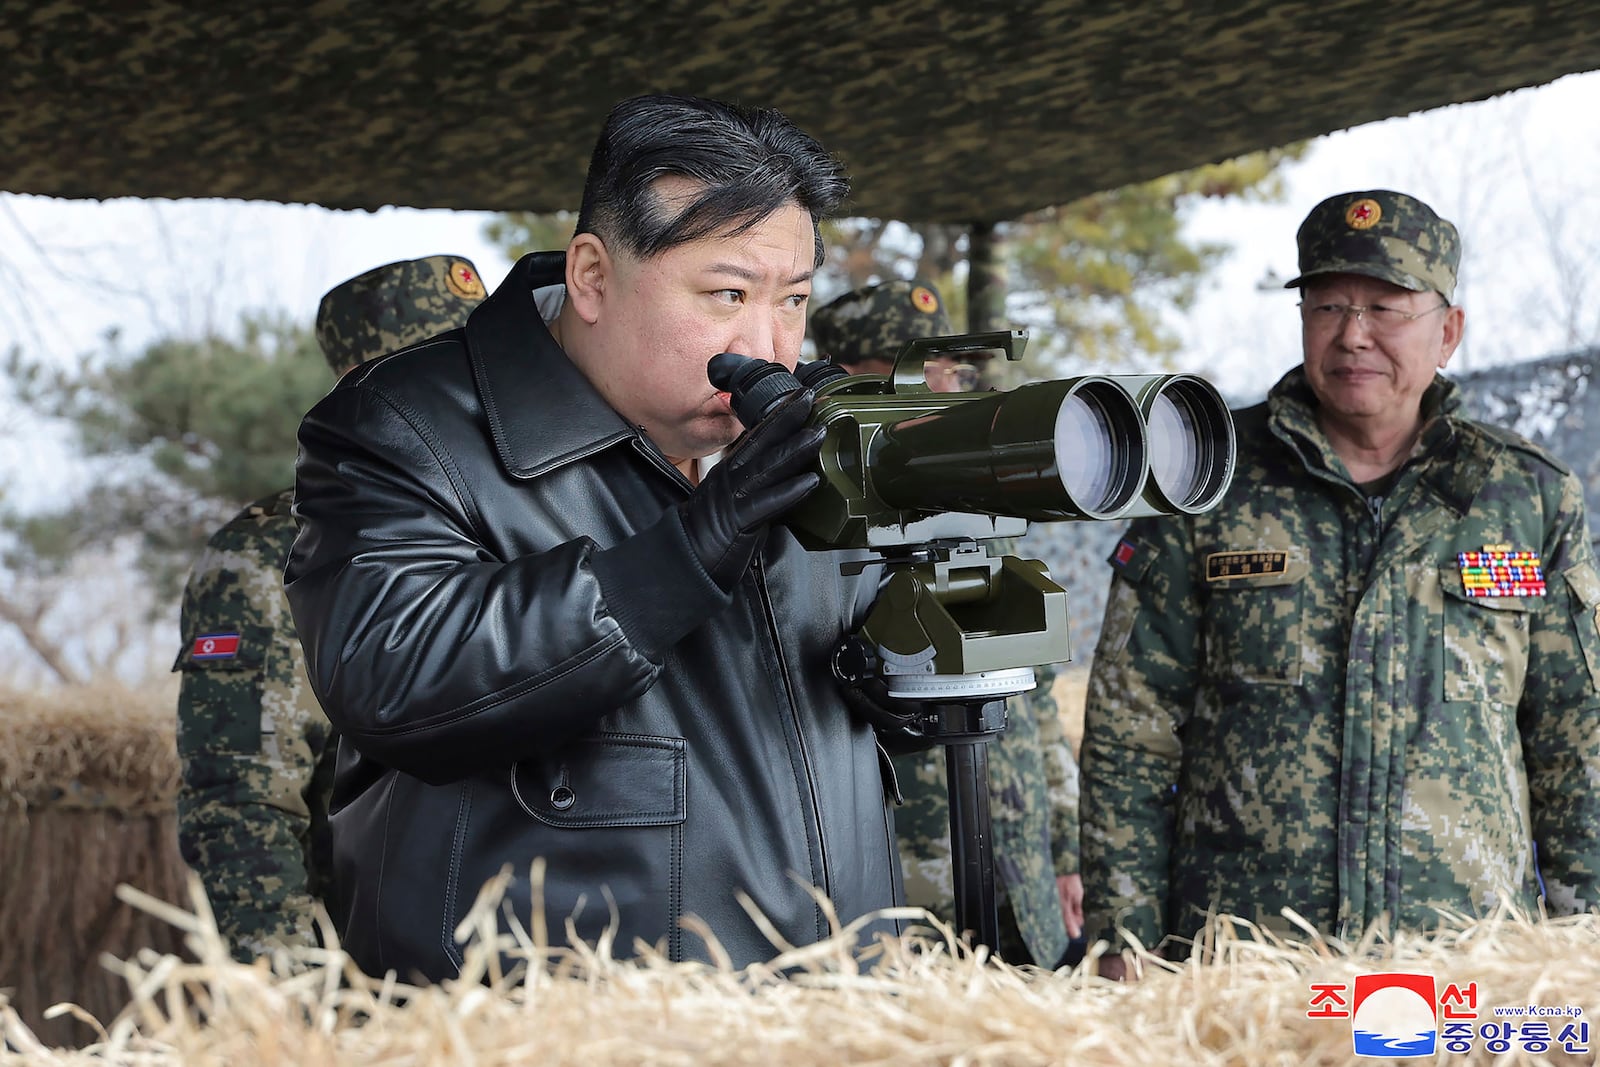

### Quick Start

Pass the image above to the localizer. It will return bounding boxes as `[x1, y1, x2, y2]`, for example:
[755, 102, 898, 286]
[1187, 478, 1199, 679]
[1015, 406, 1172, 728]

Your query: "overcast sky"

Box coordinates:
[1, 69, 1598, 509]
[1178, 69, 1600, 397]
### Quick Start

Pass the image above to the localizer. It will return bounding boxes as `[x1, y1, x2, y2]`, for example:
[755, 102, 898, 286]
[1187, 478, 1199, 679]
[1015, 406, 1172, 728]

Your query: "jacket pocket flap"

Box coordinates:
[1440, 564, 1538, 612]
[511, 733, 686, 828]
[1563, 560, 1600, 609]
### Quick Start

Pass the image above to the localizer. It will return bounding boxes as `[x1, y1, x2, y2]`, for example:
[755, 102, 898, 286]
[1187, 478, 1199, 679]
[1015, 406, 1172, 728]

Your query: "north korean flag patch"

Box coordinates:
[1105, 535, 1157, 583]
[191, 632, 241, 660]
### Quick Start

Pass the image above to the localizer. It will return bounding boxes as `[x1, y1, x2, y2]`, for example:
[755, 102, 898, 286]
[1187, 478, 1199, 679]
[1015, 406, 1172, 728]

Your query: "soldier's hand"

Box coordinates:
[1097, 954, 1131, 981]
[1096, 945, 1162, 982]
[1056, 873, 1084, 938]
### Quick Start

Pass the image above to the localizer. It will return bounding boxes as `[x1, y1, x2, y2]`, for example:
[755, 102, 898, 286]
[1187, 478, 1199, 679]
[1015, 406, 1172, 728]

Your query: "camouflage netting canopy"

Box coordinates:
[4, 2, 1600, 220]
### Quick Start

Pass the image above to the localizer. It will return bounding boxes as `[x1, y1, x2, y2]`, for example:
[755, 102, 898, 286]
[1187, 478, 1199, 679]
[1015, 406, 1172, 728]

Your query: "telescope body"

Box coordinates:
[707, 333, 1237, 956]
[783, 331, 1237, 552]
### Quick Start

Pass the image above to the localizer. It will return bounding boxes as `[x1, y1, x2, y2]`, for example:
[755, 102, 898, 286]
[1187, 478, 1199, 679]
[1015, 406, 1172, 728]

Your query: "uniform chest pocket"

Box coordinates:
[1200, 550, 1309, 687]
[1439, 565, 1533, 705]
[1562, 560, 1600, 692]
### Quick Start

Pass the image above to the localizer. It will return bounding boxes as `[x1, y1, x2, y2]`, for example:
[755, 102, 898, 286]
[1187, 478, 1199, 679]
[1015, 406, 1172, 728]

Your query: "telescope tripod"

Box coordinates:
[913, 696, 1009, 952]
[838, 539, 1067, 956]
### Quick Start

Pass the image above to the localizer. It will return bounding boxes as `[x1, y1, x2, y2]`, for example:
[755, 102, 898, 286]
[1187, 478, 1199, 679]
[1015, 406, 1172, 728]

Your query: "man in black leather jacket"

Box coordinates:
[284, 93, 906, 980]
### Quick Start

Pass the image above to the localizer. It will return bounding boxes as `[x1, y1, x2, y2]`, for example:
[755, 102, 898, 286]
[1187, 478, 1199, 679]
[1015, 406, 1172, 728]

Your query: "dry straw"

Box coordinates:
[0, 683, 188, 1046]
[0, 682, 179, 814]
[4, 865, 1597, 1067]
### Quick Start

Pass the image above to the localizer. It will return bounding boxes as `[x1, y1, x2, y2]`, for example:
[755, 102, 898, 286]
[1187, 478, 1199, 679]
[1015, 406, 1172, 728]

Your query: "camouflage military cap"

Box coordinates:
[810, 278, 954, 367]
[314, 255, 488, 375]
[1283, 190, 1460, 303]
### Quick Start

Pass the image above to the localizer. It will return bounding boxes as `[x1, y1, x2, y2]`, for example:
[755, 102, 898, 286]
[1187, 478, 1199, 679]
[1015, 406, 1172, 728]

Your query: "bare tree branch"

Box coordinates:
[0, 590, 86, 686]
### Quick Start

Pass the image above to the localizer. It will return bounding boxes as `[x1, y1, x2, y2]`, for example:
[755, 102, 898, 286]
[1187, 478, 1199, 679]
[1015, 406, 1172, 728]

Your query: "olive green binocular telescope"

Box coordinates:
[710, 331, 1237, 953]
[710, 329, 1237, 553]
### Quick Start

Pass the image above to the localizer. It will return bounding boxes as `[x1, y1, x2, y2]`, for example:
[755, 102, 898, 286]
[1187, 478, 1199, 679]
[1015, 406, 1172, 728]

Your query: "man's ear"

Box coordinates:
[565, 232, 610, 325]
[1437, 305, 1466, 369]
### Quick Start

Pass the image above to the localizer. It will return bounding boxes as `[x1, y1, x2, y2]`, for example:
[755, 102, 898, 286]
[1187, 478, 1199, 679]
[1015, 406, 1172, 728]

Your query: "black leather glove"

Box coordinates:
[680, 387, 824, 591]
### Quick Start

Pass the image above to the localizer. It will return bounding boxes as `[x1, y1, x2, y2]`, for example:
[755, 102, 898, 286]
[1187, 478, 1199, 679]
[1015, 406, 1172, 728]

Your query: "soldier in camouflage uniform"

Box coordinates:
[175, 255, 487, 960]
[1080, 190, 1600, 976]
[811, 279, 1084, 967]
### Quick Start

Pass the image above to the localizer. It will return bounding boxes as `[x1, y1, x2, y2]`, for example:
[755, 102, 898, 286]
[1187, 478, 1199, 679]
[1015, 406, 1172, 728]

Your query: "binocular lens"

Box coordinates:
[1054, 391, 1116, 512]
[1138, 376, 1235, 513]
[1147, 390, 1203, 507]
[1050, 380, 1144, 517]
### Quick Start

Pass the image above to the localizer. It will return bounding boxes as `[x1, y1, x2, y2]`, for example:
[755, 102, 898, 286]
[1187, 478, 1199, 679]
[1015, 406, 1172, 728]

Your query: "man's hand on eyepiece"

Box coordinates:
[680, 388, 823, 592]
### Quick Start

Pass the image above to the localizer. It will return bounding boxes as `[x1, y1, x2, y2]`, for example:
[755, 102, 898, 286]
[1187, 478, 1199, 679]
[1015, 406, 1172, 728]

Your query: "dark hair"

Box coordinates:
[574, 94, 848, 269]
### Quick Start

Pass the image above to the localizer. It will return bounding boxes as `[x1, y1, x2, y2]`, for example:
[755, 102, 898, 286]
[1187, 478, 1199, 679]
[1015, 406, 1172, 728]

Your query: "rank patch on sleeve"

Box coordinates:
[191, 632, 241, 659]
[1205, 550, 1289, 581]
[1458, 546, 1545, 597]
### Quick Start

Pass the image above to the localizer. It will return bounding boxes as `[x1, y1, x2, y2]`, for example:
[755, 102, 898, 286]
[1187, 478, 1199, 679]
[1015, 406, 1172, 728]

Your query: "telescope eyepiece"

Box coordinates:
[793, 359, 850, 390]
[707, 352, 806, 427]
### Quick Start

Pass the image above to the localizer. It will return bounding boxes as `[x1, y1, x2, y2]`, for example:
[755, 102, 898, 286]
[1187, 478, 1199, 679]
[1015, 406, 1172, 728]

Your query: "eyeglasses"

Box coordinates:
[925, 361, 981, 391]
[1298, 300, 1448, 335]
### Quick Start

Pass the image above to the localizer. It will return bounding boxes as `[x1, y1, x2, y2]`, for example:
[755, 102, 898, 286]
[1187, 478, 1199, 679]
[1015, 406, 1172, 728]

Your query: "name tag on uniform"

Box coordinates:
[1458, 545, 1545, 597]
[1205, 550, 1288, 582]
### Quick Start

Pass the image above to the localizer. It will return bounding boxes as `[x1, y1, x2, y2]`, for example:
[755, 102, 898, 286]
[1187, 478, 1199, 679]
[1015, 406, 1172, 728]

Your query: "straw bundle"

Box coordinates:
[0, 683, 180, 814]
[4, 871, 1596, 1066]
[0, 683, 189, 1047]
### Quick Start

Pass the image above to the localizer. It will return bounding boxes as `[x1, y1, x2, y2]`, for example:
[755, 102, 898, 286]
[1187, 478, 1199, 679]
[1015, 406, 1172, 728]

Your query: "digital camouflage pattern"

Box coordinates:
[315, 255, 487, 375]
[810, 278, 953, 368]
[1019, 349, 1600, 675]
[1283, 189, 1461, 302]
[1081, 367, 1600, 954]
[892, 664, 1077, 966]
[176, 256, 484, 959]
[175, 489, 336, 960]
[8, 2, 1600, 225]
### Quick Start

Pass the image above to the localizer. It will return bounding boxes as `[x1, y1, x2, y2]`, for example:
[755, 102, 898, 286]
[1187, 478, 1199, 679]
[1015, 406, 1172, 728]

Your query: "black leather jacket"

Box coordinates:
[285, 252, 904, 980]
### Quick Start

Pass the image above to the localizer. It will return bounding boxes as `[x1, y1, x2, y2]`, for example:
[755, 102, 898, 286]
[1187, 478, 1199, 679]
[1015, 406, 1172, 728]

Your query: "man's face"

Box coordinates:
[586, 187, 817, 462]
[923, 356, 981, 393]
[1299, 273, 1464, 432]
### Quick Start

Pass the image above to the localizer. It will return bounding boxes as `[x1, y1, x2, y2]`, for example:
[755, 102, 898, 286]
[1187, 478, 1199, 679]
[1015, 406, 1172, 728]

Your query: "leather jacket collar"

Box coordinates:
[466, 251, 636, 480]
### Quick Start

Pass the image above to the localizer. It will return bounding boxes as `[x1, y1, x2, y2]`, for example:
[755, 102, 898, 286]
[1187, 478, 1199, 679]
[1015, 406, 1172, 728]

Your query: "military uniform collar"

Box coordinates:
[464, 251, 637, 480]
[1266, 366, 1493, 515]
[1269, 368, 1458, 463]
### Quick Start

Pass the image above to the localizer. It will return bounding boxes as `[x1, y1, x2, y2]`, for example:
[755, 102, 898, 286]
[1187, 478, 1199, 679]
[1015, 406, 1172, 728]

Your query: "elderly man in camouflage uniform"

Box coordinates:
[175, 255, 487, 960]
[1081, 189, 1600, 977]
[812, 278, 1084, 967]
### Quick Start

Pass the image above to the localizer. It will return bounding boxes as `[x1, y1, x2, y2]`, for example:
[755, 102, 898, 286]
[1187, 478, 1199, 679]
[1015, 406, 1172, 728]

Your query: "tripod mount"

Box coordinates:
[836, 539, 1070, 954]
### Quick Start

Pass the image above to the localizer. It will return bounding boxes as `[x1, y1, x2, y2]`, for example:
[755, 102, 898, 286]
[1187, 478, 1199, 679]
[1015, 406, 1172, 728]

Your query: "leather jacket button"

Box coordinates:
[550, 785, 576, 811]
